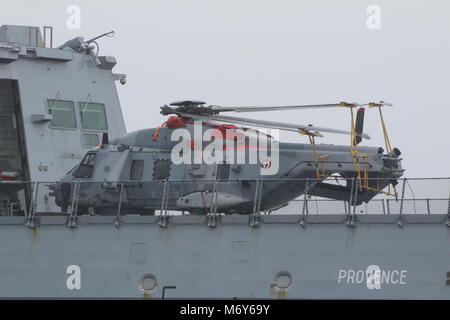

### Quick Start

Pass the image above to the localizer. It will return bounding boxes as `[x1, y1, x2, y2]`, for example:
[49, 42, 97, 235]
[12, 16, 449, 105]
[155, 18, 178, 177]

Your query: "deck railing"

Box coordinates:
[0, 178, 449, 225]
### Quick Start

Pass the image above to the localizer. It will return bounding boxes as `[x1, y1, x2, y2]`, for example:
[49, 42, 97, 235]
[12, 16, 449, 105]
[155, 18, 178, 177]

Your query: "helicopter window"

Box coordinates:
[130, 160, 144, 180]
[82, 134, 100, 147]
[217, 163, 231, 180]
[75, 152, 97, 178]
[78, 102, 108, 130]
[47, 100, 77, 129]
[152, 159, 171, 180]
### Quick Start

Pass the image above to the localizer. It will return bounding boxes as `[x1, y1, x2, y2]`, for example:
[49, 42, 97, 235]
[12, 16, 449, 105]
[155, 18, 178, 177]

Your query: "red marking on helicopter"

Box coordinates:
[153, 116, 188, 141]
[166, 116, 187, 129]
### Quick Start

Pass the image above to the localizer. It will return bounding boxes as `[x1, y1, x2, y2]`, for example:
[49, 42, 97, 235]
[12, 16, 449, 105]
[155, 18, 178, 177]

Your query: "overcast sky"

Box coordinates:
[1, 0, 449, 179]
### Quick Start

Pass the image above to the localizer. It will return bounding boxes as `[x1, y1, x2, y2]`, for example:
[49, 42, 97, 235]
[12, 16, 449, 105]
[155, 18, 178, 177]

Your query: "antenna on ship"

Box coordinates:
[58, 30, 115, 66]
[84, 31, 114, 66]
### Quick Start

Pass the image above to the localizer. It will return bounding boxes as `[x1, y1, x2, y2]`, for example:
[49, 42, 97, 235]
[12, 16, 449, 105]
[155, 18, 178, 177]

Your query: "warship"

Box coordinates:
[0, 25, 449, 299]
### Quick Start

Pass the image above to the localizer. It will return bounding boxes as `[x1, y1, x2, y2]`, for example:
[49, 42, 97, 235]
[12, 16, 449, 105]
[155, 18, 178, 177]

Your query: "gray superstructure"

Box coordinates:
[0, 25, 449, 299]
[0, 25, 126, 215]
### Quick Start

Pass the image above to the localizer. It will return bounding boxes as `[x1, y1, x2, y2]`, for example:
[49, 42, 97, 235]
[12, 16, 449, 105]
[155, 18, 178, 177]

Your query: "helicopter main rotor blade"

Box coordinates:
[210, 103, 344, 113]
[177, 112, 371, 140]
[364, 101, 393, 107]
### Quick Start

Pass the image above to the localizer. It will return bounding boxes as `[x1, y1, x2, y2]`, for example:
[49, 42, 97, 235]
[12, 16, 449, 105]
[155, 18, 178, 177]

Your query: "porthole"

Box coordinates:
[140, 273, 157, 292]
[275, 273, 291, 289]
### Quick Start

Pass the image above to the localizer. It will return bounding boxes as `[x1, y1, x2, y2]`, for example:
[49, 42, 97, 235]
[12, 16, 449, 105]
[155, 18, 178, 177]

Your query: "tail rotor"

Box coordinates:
[355, 107, 365, 145]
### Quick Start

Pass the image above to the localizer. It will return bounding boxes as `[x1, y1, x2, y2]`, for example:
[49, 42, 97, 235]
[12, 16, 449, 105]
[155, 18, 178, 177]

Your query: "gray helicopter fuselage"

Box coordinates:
[55, 122, 403, 215]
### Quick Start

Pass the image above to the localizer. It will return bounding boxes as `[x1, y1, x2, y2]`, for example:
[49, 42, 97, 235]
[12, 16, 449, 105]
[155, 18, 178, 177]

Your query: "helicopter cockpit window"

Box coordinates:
[79, 102, 108, 130]
[152, 159, 171, 180]
[130, 160, 144, 180]
[75, 152, 97, 178]
[47, 100, 77, 129]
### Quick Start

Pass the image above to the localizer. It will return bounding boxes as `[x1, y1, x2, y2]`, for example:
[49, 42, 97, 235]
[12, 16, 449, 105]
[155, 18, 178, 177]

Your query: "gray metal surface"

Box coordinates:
[0, 25, 449, 299]
[0, 214, 449, 299]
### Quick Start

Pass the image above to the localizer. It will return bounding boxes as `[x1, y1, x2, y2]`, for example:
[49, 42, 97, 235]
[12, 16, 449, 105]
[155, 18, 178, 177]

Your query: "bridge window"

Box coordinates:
[79, 102, 108, 130]
[130, 160, 144, 180]
[82, 134, 100, 147]
[75, 152, 96, 178]
[47, 100, 77, 128]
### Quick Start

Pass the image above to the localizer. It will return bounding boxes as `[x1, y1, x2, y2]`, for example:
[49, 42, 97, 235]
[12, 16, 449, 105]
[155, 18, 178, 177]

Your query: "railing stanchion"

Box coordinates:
[251, 179, 262, 228]
[26, 181, 35, 219]
[399, 178, 406, 216]
[114, 182, 124, 227]
[67, 181, 80, 228]
[27, 181, 39, 228]
[208, 179, 218, 228]
[302, 178, 309, 215]
[348, 178, 354, 213]
[446, 193, 450, 227]
[300, 178, 309, 227]
[347, 178, 356, 227]
[352, 177, 358, 216]
[397, 178, 407, 227]
[159, 180, 169, 228]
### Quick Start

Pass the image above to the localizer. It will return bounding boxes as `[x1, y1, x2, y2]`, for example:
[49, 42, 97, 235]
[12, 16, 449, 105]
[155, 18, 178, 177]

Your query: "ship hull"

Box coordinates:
[0, 214, 449, 299]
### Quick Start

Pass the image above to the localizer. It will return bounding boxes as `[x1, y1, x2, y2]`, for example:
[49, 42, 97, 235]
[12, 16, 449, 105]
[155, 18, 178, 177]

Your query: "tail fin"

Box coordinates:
[355, 107, 365, 145]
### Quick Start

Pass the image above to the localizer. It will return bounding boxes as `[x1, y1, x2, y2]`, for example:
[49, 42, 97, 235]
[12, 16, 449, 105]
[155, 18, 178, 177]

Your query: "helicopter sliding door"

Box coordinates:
[0, 79, 29, 216]
[125, 154, 173, 211]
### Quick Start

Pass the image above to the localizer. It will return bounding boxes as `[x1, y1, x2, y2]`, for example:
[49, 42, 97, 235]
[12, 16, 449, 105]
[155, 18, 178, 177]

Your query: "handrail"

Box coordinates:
[0, 178, 448, 221]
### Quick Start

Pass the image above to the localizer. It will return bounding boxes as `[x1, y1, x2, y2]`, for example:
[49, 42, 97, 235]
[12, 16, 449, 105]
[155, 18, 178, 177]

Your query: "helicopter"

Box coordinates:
[52, 100, 404, 215]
